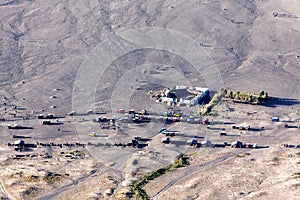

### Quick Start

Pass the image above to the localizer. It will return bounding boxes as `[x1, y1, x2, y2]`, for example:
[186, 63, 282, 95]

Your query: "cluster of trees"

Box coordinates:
[198, 89, 271, 116]
[224, 90, 269, 104]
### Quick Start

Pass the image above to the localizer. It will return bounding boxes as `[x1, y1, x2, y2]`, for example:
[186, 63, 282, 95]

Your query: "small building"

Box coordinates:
[68, 111, 76, 116]
[271, 117, 280, 122]
[47, 113, 55, 119]
[8, 124, 21, 129]
[220, 132, 227, 136]
[14, 140, 25, 146]
[231, 141, 243, 148]
[89, 132, 96, 137]
[200, 140, 212, 147]
[86, 109, 93, 114]
[117, 109, 125, 113]
[41, 120, 63, 125]
[37, 114, 45, 119]
[187, 139, 198, 146]
[128, 109, 135, 114]
[161, 137, 170, 144]
[41, 120, 52, 125]
[14, 140, 25, 151]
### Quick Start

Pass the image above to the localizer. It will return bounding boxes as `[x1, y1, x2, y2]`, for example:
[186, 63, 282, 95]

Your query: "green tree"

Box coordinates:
[235, 91, 240, 99]
[259, 91, 265, 98]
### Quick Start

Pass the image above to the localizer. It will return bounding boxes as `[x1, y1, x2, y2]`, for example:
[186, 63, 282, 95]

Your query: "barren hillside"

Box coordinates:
[0, 0, 299, 112]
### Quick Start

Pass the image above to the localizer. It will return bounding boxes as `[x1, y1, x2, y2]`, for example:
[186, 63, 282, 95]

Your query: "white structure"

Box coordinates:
[150, 86, 210, 107]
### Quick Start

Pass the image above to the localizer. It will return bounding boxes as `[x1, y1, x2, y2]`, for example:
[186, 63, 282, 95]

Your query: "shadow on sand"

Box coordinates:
[263, 97, 300, 107]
